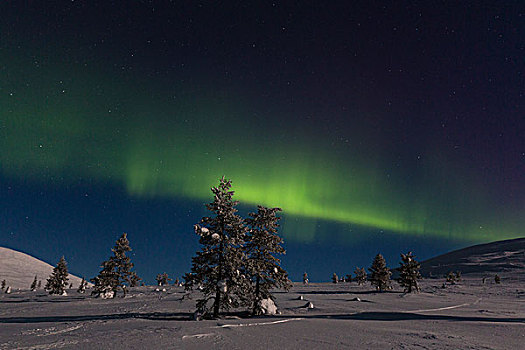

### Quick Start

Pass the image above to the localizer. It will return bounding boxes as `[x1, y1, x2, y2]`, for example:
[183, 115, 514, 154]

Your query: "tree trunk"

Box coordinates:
[213, 231, 224, 318]
[252, 275, 260, 316]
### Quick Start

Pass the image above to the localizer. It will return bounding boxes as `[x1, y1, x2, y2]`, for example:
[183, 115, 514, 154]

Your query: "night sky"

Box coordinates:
[1, 2, 523, 283]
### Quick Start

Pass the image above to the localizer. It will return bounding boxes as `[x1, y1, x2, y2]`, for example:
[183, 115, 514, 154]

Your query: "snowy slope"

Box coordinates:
[420, 237, 525, 278]
[0, 247, 88, 290]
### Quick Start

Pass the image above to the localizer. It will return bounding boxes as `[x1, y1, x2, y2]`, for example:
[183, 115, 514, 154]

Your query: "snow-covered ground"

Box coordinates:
[1, 278, 523, 349]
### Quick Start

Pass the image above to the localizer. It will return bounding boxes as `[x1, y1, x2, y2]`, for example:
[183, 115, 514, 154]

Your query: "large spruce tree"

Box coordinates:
[91, 233, 140, 298]
[369, 253, 391, 292]
[397, 251, 422, 293]
[184, 177, 248, 318]
[45, 256, 69, 295]
[244, 206, 291, 315]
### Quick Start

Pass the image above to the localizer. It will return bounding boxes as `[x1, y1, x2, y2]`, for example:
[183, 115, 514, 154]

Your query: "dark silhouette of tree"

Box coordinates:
[184, 177, 249, 318]
[354, 267, 367, 285]
[244, 206, 291, 315]
[77, 277, 87, 293]
[303, 272, 309, 285]
[45, 256, 69, 295]
[446, 271, 457, 284]
[397, 251, 421, 293]
[332, 273, 339, 284]
[156, 272, 172, 286]
[495, 274, 501, 284]
[1, 279, 5, 290]
[369, 254, 391, 292]
[30, 275, 38, 291]
[91, 233, 140, 298]
[91, 259, 118, 297]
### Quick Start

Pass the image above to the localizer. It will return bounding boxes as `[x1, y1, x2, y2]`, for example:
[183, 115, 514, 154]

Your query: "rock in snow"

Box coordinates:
[302, 302, 314, 309]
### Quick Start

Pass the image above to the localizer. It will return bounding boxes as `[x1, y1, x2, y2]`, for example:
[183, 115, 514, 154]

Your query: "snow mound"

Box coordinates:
[255, 298, 278, 315]
[0, 247, 89, 290]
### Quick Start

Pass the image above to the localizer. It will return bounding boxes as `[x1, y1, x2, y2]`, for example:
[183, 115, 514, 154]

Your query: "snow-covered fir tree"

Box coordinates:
[91, 233, 140, 298]
[156, 272, 172, 286]
[354, 267, 367, 285]
[244, 206, 291, 315]
[77, 277, 87, 293]
[30, 275, 38, 291]
[91, 260, 118, 298]
[397, 251, 421, 293]
[45, 256, 69, 295]
[184, 177, 249, 318]
[369, 254, 391, 292]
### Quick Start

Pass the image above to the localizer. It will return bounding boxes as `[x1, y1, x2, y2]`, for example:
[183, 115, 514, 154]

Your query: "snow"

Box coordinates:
[0, 239, 523, 348]
[0, 279, 523, 349]
[0, 247, 90, 290]
[256, 298, 277, 315]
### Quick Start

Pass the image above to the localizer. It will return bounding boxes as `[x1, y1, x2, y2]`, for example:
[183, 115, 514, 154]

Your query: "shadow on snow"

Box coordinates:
[0, 312, 193, 324]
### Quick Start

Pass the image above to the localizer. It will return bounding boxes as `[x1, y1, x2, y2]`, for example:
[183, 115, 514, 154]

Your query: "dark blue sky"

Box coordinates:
[0, 1, 523, 282]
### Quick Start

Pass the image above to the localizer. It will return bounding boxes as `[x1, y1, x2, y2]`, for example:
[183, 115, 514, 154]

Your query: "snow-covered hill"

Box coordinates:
[0, 247, 88, 290]
[420, 237, 525, 278]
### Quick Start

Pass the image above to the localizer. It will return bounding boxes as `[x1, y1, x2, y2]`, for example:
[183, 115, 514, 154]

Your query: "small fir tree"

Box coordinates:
[184, 177, 249, 318]
[77, 277, 87, 293]
[345, 274, 352, 283]
[354, 267, 367, 285]
[1, 279, 5, 290]
[397, 251, 422, 293]
[156, 272, 172, 286]
[332, 273, 339, 284]
[244, 206, 291, 315]
[37, 280, 42, 288]
[446, 271, 457, 284]
[30, 275, 38, 291]
[92, 233, 140, 298]
[45, 256, 69, 295]
[494, 274, 501, 284]
[303, 272, 309, 285]
[455, 271, 461, 281]
[91, 258, 119, 298]
[369, 254, 391, 292]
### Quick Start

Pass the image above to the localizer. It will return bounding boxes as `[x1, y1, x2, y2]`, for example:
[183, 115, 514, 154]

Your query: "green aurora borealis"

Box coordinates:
[1, 53, 522, 244]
